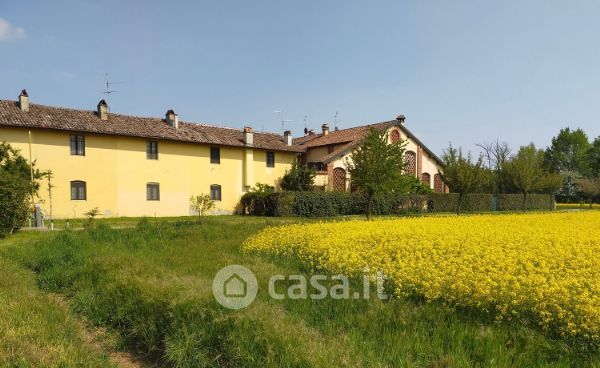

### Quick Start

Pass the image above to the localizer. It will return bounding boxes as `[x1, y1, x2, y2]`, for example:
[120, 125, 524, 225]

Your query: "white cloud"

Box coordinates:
[0, 18, 26, 42]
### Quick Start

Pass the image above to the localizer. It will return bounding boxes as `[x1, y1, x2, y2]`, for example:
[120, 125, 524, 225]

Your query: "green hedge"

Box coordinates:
[496, 194, 555, 211]
[241, 192, 555, 217]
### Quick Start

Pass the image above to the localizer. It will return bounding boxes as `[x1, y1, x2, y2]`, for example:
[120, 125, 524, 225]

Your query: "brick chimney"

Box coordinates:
[322, 123, 330, 136]
[97, 99, 108, 120]
[244, 126, 254, 146]
[18, 89, 29, 112]
[284, 130, 293, 146]
[166, 109, 179, 128]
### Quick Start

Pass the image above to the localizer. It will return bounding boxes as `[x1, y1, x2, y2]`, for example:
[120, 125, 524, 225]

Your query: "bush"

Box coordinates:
[496, 194, 555, 211]
[0, 142, 41, 237]
[242, 192, 555, 217]
[0, 171, 32, 237]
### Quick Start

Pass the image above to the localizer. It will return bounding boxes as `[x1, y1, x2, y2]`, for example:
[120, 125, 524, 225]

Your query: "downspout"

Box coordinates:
[28, 130, 35, 225]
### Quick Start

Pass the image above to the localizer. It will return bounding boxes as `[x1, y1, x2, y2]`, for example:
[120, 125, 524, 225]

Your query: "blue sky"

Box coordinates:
[1, 0, 599, 155]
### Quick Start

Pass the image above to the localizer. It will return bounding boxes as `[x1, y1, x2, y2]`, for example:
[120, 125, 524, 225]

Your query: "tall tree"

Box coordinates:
[544, 128, 591, 200]
[438, 144, 488, 214]
[585, 137, 600, 178]
[544, 127, 591, 174]
[345, 128, 409, 218]
[476, 140, 511, 194]
[504, 144, 563, 211]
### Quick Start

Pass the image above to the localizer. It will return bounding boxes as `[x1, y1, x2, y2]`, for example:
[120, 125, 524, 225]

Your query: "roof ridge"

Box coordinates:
[0, 99, 284, 136]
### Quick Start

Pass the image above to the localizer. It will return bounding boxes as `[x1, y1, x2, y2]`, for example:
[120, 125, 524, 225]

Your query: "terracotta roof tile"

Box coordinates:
[299, 120, 443, 166]
[0, 100, 304, 153]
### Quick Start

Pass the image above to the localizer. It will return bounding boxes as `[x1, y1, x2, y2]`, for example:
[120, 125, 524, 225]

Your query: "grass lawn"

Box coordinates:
[0, 232, 113, 367]
[1, 216, 598, 367]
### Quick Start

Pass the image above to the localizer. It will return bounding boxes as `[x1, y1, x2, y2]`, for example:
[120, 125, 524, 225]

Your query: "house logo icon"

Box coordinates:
[223, 274, 247, 298]
[213, 265, 258, 310]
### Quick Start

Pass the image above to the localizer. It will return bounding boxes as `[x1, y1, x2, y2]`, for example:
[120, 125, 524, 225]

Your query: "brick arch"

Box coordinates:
[333, 167, 347, 192]
[389, 129, 401, 143]
[404, 151, 416, 175]
[421, 172, 431, 187]
[434, 173, 444, 192]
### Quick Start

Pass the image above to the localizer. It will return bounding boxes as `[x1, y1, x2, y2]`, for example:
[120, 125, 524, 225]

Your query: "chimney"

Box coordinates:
[396, 114, 406, 124]
[166, 109, 179, 128]
[18, 89, 29, 112]
[244, 126, 254, 146]
[322, 123, 330, 136]
[284, 130, 293, 146]
[97, 99, 108, 120]
[308, 129, 315, 135]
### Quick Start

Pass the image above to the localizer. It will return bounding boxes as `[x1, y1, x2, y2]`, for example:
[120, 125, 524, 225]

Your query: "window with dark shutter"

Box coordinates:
[146, 183, 160, 201]
[147, 141, 158, 160]
[210, 184, 221, 201]
[70, 135, 85, 156]
[210, 147, 220, 164]
[70, 181, 87, 200]
[266, 151, 275, 168]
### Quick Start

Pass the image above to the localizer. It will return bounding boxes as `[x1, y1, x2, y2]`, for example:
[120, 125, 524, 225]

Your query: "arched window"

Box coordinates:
[390, 129, 401, 143]
[421, 173, 431, 187]
[70, 181, 87, 200]
[404, 151, 416, 175]
[434, 173, 444, 192]
[332, 167, 346, 192]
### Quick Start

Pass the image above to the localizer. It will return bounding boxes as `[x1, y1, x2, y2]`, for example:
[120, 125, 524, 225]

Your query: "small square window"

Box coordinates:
[210, 147, 220, 164]
[266, 151, 275, 168]
[70, 181, 87, 200]
[147, 141, 158, 160]
[210, 184, 221, 201]
[147, 183, 160, 201]
[70, 135, 85, 156]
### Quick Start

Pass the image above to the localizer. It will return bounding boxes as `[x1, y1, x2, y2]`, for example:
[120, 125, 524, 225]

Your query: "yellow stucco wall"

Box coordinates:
[0, 126, 297, 218]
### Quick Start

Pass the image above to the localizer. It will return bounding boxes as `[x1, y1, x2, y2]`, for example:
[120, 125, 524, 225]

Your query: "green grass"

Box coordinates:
[1, 217, 599, 367]
[0, 232, 113, 367]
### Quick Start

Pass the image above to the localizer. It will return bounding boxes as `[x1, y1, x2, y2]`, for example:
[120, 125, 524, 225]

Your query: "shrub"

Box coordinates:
[497, 194, 555, 211]
[0, 143, 39, 237]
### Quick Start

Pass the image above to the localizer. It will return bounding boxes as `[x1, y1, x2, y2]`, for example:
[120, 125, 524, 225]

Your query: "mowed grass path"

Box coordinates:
[0, 216, 598, 367]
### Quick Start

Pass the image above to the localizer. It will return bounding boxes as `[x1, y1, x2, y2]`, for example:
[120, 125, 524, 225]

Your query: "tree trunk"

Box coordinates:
[366, 195, 373, 220]
[522, 192, 527, 212]
[457, 193, 463, 215]
[590, 198, 594, 209]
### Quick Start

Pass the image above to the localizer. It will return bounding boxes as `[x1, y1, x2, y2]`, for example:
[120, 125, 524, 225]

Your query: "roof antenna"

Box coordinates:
[101, 73, 124, 96]
[274, 109, 295, 134]
[303, 114, 308, 130]
[334, 111, 340, 131]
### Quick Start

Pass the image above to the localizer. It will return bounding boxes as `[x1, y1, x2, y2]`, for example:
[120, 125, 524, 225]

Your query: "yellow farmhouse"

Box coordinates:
[0, 90, 445, 218]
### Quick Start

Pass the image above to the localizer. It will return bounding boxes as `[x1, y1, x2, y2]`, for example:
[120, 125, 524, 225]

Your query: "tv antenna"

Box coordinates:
[273, 109, 295, 133]
[333, 111, 340, 130]
[101, 73, 124, 96]
[303, 114, 308, 130]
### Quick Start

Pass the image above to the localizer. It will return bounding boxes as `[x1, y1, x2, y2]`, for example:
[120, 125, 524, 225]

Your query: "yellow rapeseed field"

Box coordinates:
[243, 212, 600, 343]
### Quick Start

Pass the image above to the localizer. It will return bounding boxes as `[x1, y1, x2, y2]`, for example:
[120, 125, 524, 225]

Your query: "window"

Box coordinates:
[328, 145, 334, 154]
[70, 135, 85, 156]
[70, 181, 87, 200]
[210, 184, 222, 201]
[266, 151, 275, 168]
[210, 147, 220, 164]
[404, 151, 416, 175]
[147, 141, 158, 160]
[390, 129, 401, 143]
[146, 183, 160, 201]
